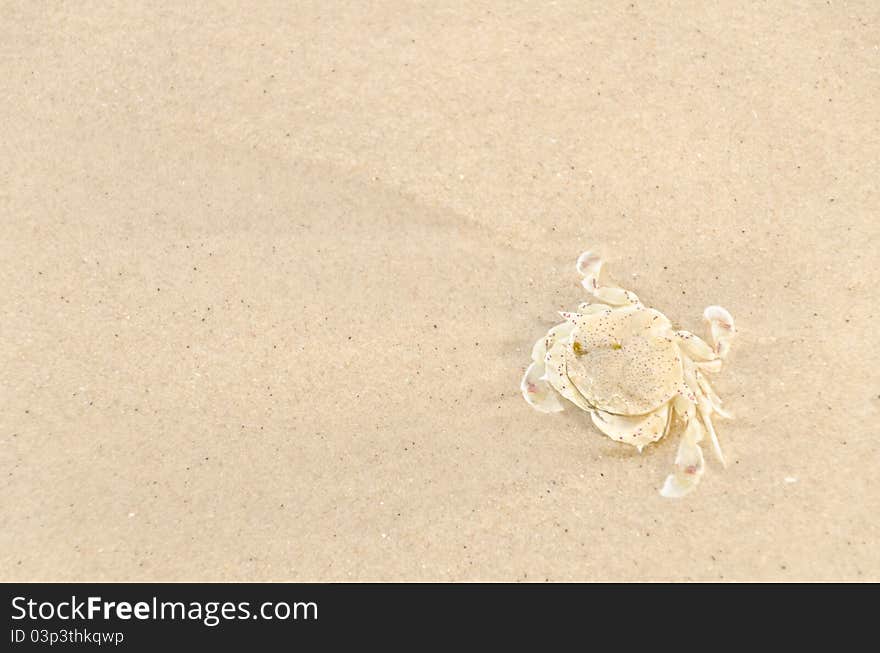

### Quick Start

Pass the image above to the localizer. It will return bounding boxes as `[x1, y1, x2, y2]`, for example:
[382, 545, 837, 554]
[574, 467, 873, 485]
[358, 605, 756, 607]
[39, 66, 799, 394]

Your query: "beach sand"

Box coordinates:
[2, 2, 878, 581]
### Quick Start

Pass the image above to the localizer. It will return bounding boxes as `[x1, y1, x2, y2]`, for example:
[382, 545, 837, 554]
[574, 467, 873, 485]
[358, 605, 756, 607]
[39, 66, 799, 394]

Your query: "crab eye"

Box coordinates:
[572, 341, 585, 356]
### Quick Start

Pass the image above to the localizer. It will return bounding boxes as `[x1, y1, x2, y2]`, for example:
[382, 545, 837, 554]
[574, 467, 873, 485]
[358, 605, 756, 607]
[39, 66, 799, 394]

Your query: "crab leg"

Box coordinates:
[682, 358, 726, 465]
[671, 330, 724, 375]
[698, 399, 726, 467]
[696, 372, 732, 419]
[672, 330, 717, 362]
[575, 251, 640, 306]
[660, 417, 706, 498]
[576, 302, 613, 315]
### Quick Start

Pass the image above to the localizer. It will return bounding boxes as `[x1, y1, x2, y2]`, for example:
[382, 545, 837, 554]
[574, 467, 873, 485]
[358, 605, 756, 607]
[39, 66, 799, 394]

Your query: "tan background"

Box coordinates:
[2, 2, 878, 581]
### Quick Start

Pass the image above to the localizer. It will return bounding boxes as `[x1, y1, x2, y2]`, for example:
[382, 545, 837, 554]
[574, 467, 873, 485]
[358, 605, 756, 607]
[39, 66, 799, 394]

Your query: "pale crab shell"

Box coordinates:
[521, 251, 736, 497]
[564, 305, 684, 416]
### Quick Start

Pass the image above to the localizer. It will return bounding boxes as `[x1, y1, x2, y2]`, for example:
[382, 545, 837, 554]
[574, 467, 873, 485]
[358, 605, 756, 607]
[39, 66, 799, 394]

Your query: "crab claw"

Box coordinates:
[576, 251, 603, 280]
[522, 321, 577, 414]
[703, 305, 736, 359]
[521, 360, 564, 413]
[574, 251, 607, 296]
[576, 250, 640, 306]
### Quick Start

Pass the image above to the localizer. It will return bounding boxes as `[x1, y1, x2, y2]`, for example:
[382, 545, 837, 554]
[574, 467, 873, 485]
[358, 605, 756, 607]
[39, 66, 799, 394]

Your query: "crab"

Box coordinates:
[520, 251, 736, 497]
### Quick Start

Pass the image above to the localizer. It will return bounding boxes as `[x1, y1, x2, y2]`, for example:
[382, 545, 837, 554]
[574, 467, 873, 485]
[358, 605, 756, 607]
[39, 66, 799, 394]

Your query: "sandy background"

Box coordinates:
[2, 2, 878, 581]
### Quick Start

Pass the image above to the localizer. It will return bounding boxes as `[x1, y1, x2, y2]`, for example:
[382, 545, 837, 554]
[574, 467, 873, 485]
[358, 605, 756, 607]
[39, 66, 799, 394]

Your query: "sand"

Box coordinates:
[2, 2, 878, 581]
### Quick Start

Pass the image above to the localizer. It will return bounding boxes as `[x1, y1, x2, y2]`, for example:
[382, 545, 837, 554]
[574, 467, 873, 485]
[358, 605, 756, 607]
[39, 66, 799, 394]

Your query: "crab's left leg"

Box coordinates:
[575, 251, 640, 306]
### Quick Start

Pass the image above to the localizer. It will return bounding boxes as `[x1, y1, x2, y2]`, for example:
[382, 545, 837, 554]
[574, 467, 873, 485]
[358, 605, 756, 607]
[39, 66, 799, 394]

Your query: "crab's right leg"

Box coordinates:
[576, 251, 640, 306]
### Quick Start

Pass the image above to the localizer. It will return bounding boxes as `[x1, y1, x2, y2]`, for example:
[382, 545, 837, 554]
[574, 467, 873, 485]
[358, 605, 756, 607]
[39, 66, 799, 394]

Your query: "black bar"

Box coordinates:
[1, 583, 869, 649]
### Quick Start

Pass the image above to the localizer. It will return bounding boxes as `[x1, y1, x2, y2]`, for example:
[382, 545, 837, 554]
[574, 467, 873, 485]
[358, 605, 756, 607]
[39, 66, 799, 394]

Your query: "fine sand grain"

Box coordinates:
[2, 2, 878, 581]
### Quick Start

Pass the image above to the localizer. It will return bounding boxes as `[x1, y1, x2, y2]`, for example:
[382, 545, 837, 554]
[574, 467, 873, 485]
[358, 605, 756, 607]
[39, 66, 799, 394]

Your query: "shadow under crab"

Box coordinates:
[521, 251, 737, 497]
